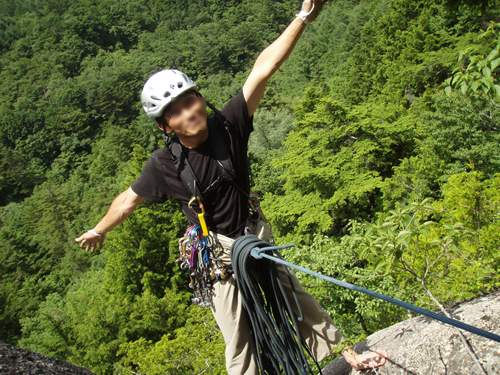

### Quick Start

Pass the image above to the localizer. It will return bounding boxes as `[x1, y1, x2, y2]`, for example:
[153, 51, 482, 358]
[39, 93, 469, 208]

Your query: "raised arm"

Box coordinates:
[75, 187, 144, 252]
[242, 0, 328, 117]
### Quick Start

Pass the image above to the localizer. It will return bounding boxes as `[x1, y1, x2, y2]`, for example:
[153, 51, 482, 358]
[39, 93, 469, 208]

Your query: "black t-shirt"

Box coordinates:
[131, 88, 254, 238]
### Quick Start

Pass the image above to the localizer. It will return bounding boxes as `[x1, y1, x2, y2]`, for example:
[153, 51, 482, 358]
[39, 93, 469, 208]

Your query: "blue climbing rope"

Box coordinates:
[250, 244, 500, 344]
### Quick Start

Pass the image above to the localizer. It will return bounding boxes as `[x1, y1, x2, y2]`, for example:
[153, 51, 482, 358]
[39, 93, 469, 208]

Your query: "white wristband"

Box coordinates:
[296, 2, 315, 24]
[89, 228, 102, 236]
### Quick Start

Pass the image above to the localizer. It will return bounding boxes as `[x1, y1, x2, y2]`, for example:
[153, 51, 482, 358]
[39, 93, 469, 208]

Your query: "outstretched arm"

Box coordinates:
[75, 187, 144, 252]
[242, 0, 328, 117]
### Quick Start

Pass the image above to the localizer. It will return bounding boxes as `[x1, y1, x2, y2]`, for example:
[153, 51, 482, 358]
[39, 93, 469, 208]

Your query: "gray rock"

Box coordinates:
[322, 291, 500, 375]
[0, 340, 94, 375]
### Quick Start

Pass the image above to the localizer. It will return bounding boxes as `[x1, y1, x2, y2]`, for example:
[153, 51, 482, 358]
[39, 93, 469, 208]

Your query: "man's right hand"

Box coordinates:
[74, 187, 144, 253]
[75, 229, 106, 252]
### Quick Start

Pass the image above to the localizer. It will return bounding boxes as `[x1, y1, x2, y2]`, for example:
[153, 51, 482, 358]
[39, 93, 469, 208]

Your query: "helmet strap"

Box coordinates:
[160, 123, 177, 147]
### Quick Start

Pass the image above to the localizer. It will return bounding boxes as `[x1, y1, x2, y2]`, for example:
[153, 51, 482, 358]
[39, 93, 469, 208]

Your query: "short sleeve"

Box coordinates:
[130, 151, 169, 203]
[220, 88, 254, 145]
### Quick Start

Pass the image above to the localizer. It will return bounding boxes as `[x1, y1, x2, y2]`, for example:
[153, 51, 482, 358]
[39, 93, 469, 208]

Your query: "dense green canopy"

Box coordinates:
[0, 0, 498, 373]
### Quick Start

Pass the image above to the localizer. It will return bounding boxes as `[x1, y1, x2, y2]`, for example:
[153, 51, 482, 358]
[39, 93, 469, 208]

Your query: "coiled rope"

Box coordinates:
[231, 235, 499, 374]
[231, 235, 322, 375]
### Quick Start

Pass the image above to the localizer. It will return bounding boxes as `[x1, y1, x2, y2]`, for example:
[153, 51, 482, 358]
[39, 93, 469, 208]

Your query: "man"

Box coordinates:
[75, 0, 386, 373]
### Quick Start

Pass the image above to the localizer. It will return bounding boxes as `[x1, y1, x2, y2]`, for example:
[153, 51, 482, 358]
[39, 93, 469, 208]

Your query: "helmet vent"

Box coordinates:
[141, 69, 197, 119]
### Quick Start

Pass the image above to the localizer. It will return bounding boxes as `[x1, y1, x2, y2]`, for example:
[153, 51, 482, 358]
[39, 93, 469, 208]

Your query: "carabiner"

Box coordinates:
[188, 196, 209, 236]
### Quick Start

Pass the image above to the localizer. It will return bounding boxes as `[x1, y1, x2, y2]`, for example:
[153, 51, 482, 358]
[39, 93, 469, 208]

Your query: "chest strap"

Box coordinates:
[164, 103, 250, 205]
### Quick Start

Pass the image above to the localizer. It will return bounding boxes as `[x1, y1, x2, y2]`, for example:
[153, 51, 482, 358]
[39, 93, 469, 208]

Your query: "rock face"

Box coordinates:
[0, 341, 93, 375]
[1, 292, 498, 374]
[322, 291, 500, 375]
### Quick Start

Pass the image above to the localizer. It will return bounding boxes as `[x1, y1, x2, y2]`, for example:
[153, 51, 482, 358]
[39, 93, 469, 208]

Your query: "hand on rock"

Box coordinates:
[342, 347, 388, 370]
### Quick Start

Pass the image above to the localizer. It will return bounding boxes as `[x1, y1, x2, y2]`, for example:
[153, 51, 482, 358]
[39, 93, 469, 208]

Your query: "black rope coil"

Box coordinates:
[230, 235, 321, 375]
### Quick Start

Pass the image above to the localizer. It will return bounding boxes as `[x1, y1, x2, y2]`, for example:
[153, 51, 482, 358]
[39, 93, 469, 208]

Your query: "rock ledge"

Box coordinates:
[322, 291, 499, 375]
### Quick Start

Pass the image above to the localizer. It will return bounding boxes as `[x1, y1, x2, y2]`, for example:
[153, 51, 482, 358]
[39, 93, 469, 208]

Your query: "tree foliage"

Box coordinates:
[0, 0, 498, 373]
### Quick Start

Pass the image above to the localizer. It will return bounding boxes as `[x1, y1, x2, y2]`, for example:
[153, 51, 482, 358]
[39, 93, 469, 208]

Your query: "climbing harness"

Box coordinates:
[166, 100, 264, 307]
[177, 193, 269, 307]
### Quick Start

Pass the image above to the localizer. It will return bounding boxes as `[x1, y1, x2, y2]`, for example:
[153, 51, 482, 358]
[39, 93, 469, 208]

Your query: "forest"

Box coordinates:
[0, 0, 498, 373]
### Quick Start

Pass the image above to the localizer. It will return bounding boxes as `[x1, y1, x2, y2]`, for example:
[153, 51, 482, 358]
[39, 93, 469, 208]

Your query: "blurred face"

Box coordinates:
[157, 90, 208, 139]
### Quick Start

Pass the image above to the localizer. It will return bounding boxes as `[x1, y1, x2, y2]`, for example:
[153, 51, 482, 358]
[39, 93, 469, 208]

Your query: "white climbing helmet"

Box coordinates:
[141, 69, 198, 119]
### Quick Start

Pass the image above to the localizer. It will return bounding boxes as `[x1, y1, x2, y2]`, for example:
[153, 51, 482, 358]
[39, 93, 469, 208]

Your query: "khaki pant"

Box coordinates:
[210, 231, 342, 375]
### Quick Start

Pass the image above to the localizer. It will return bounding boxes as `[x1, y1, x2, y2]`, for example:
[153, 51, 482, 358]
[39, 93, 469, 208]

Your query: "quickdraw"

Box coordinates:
[177, 223, 231, 307]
